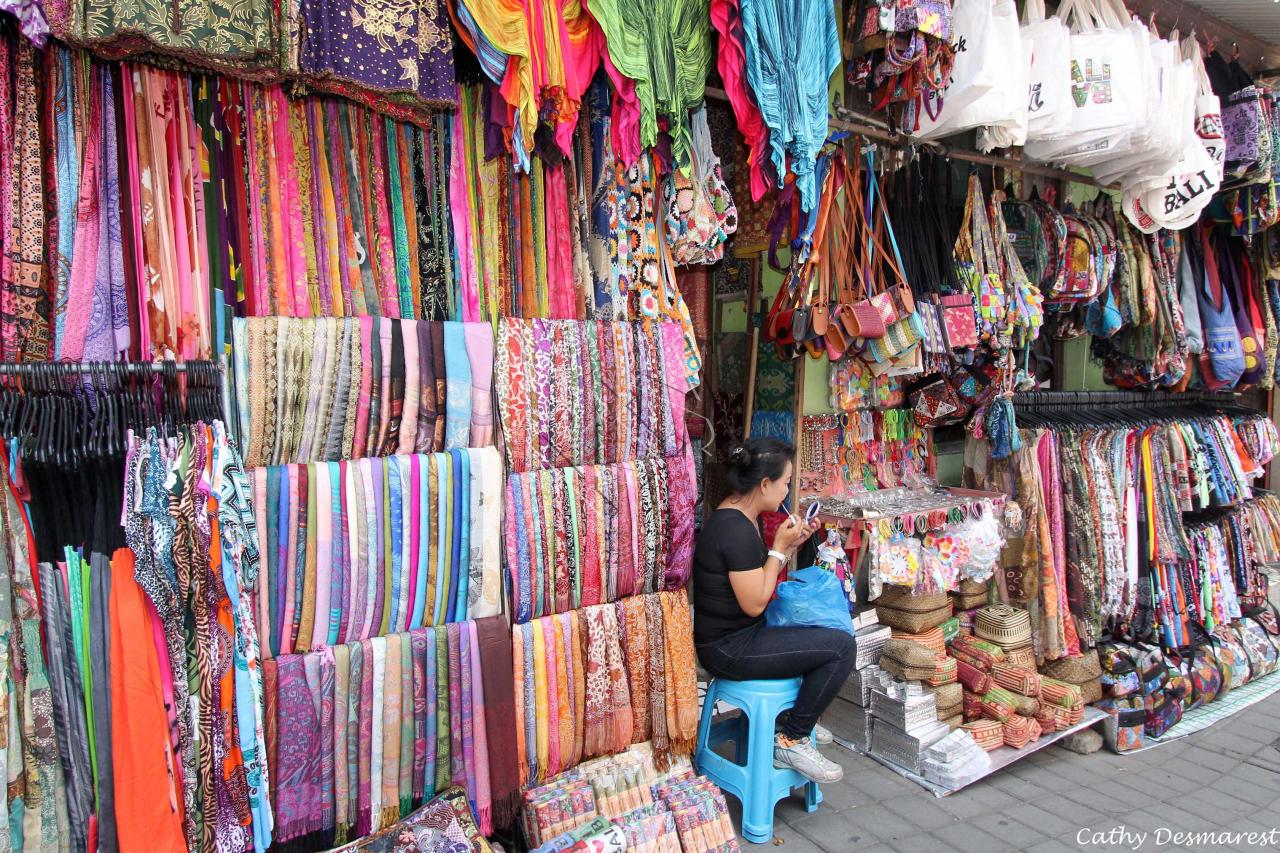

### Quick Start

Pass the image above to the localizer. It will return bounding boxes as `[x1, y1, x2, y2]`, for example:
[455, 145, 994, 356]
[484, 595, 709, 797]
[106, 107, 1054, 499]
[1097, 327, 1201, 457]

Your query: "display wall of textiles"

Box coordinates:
[262, 617, 520, 847]
[231, 317, 496, 467]
[1, 38, 710, 371]
[966, 402, 1280, 661]
[512, 592, 698, 788]
[249, 450, 504, 658]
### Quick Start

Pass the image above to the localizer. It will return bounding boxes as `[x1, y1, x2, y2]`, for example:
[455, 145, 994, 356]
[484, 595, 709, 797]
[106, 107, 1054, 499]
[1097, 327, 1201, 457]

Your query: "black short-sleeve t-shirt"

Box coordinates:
[693, 509, 768, 646]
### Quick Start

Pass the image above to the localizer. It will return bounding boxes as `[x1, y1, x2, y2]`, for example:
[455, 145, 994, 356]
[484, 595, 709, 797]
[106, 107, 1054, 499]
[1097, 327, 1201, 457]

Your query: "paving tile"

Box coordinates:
[764, 828, 824, 853]
[983, 815, 1050, 849]
[793, 810, 874, 852]
[885, 831, 945, 853]
[941, 821, 1015, 853]
[841, 803, 920, 843]
[997, 803, 1080, 839]
[1024, 841, 1078, 853]
[881, 799, 958, 832]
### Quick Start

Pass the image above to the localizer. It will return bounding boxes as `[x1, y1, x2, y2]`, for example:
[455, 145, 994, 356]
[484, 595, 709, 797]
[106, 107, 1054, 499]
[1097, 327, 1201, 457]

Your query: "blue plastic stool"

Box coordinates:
[695, 677, 822, 844]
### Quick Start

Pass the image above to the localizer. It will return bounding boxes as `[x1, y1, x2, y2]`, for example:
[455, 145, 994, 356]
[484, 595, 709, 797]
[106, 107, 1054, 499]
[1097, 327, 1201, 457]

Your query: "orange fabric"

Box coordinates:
[109, 548, 186, 853]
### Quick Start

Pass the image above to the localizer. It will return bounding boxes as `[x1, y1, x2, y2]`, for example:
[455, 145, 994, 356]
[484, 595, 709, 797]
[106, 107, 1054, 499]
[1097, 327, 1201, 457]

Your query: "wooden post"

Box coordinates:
[742, 260, 763, 439]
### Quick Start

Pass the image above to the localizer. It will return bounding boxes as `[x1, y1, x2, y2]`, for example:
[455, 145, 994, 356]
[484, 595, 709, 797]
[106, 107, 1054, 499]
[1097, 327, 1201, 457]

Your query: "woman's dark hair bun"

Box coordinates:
[723, 437, 794, 495]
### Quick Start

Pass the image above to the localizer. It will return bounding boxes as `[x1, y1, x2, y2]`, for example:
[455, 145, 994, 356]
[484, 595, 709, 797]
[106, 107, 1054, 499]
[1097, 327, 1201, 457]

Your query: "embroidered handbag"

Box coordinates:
[1211, 627, 1252, 693]
[1238, 618, 1279, 678]
[1097, 697, 1146, 752]
[908, 376, 965, 427]
[936, 292, 979, 349]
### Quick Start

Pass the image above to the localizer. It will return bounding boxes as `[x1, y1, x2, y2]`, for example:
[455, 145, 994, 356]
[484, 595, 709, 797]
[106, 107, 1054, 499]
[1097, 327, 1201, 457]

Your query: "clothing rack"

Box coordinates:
[1012, 390, 1241, 409]
[0, 359, 215, 376]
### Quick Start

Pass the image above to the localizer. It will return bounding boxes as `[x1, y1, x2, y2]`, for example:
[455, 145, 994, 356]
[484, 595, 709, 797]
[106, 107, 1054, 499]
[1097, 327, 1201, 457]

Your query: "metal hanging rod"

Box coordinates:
[702, 87, 1107, 189]
[0, 359, 216, 376]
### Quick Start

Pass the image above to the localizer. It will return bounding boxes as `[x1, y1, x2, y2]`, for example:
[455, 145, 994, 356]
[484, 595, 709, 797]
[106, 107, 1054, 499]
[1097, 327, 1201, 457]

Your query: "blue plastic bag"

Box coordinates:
[765, 566, 855, 636]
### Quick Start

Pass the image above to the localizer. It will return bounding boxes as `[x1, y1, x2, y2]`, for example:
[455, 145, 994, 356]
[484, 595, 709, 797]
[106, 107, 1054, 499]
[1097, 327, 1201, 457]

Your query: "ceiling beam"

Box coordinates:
[1116, 0, 1280, 74]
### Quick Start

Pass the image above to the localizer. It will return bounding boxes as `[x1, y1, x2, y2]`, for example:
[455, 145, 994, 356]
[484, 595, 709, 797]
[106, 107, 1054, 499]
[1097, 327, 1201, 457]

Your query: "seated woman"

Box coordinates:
[693, 437, 856, 783]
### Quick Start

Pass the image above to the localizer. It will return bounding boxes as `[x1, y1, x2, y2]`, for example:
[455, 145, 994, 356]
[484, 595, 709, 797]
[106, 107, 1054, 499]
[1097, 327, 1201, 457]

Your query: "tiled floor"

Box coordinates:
[727, 694, 1280, 853]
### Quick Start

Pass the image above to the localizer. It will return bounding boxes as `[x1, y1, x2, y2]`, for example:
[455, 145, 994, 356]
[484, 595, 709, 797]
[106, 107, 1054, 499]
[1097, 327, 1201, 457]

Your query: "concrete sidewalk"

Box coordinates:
[744, 694, 1280, 853]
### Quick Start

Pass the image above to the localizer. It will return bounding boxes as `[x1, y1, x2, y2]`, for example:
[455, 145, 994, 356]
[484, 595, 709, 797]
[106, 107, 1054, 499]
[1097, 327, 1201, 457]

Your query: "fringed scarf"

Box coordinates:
[619, 597, 650, 743]
[660, 591, 698, 757]
[477, 616, 518, 834]
[645, 594, 669, 761]
[273, 655, 323, 842]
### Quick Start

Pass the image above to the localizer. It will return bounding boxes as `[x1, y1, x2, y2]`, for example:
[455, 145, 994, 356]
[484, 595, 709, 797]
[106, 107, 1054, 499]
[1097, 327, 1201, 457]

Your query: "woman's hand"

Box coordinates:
[772, 516, 821, 555]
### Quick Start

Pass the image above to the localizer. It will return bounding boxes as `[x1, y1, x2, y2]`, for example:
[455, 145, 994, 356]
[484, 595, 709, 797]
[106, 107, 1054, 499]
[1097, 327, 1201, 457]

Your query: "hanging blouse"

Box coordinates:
[586, 0, 712, 172]
[738, 0, 840, 211]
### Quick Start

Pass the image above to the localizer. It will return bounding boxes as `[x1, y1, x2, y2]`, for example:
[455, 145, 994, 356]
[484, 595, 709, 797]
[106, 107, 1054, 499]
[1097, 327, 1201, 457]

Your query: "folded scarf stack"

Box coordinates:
[251, 450, 505, 658]
[262, 618, 518, 846]
[233, 317, 496, 467]
[513, 591, 698, 786]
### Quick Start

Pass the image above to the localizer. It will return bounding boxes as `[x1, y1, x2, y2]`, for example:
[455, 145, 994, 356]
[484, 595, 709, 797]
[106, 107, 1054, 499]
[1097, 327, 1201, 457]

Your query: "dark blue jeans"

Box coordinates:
[696, 622, 858, 740]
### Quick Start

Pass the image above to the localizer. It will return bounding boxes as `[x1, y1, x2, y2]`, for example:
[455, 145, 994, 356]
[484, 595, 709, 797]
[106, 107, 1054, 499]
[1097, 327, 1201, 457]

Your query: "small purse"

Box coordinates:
[936, 292, 979, 350]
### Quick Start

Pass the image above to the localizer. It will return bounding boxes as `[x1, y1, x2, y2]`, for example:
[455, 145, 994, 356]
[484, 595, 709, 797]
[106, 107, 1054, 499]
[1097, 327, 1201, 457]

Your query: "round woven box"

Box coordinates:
[974, 605, 1032, 648]
[958, 579, 990, 596]
[951, 592, 990, 611]
[1079, 679, 1103, 705]
[879, 638, 941, 681]
[928, 681, 963, 709]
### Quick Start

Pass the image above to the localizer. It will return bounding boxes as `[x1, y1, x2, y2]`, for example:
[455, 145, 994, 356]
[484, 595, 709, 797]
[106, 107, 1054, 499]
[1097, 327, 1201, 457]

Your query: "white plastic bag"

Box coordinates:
[1021, 0, 1073, 139]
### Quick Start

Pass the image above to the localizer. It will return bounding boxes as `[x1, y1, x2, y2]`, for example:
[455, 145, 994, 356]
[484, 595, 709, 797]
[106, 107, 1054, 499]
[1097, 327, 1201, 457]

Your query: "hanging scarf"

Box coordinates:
[433, 625, 451, 795]
[619, 597, 650, 743]
[273, 655, 323, 842]
[474, 617, 517, 833]
[645, 594, 669, 760]
[660, 591, 698, 757]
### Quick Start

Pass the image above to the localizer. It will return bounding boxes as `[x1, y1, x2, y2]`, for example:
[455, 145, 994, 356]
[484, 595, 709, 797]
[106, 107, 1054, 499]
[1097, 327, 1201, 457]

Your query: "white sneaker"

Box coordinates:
[774, 736, 844, 783]
[813, 723, 833, 745]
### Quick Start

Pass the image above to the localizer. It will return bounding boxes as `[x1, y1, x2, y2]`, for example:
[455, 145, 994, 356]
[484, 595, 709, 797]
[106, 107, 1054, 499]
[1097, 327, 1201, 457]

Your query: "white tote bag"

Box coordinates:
[1124, 38, 1224, 231]
[1021, 0, 1073, 139]
[1023, 0, 1143, 163]
[913, 0, 999, 140]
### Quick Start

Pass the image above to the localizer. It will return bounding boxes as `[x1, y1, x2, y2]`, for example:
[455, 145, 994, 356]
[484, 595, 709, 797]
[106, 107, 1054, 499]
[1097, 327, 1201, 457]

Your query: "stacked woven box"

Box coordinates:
[950, 578, 990, 611]
[927, 682, 963, 729]
[1040, 649, 1104, 706]
[947, 610, 1050, 749]
[874, 587, 953, 633]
